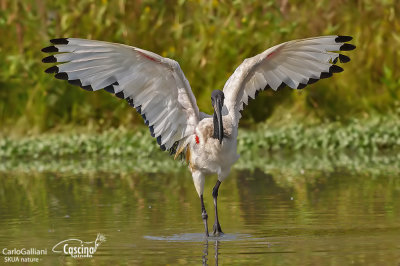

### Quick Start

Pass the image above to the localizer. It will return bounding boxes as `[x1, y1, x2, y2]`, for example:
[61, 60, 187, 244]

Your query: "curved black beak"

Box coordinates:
[213, 97, 224, 144]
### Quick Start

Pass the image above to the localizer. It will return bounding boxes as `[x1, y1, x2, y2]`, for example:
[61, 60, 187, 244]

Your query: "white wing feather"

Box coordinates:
[42, 38, 199, 150]
[223, 35, 355, 125]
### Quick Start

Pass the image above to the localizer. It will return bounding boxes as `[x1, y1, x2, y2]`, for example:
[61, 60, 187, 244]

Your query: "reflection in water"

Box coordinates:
[143, 233, 252, 242]
[202, 239, 219, 266]
[202, 239, 208, 265]
[0, 154, 399, 265]
[144, 233, 253, 265]
[214, 240, 219, 266]
[145, 233, 242, 265]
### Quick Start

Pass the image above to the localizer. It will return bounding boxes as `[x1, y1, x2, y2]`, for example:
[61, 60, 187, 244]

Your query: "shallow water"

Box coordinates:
[0, 158, 399, 265]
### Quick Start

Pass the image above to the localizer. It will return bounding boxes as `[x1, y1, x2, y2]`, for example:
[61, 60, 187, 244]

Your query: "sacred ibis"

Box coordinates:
[42, 35, 355, 236]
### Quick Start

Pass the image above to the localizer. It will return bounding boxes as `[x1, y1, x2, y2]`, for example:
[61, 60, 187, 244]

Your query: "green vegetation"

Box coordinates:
[1, 116, 400, 176]
[239, 114, 400, 152]
[2, 115, 400, 159]
[0, 0, 399, 133]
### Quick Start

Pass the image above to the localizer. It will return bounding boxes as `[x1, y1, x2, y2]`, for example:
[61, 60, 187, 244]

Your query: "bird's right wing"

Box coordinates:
[222, 35, 355, 125]
[42, 38, 200, 153]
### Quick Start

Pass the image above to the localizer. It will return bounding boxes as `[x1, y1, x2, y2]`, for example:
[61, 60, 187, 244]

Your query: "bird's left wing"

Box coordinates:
[222, 35, 355, 125]
[42, 38, 199, 152]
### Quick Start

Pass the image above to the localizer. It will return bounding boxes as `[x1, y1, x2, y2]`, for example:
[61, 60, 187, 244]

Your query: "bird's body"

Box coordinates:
[42, 35, 355, 237]
[190, 114, 239, 195]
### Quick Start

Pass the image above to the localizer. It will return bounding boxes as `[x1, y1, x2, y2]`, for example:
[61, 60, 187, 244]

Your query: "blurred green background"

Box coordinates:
[0, 0, 399, 135]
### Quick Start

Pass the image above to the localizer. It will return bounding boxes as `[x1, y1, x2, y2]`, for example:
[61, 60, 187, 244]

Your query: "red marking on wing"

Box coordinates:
[266, 46, 283, 59]
[137, 50, 160, 63]
[195, 135, 200, 144]
[266, 51, 276, 59]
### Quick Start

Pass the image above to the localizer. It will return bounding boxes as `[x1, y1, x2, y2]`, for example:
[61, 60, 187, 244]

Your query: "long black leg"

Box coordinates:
[212, 180, 223, 236]
[200, 194, 209, 237]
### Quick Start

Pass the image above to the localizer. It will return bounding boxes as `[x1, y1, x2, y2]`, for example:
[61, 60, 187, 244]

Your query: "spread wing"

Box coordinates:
[42, 38, 199, 152]
[222, 35, 356, 125]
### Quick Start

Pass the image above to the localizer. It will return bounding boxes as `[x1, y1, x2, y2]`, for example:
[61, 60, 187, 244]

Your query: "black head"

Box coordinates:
[211, 90, 224, 106]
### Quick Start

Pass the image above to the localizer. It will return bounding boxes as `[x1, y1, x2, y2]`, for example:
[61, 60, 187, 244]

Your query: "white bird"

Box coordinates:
[42, 35, 355, 236]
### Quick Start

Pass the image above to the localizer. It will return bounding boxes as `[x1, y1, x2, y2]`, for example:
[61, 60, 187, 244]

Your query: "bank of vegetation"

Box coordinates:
[1, 115, 399, 161]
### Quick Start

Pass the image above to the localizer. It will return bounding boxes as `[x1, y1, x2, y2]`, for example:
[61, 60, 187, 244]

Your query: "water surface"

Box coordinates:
[0, 156, 399, 265]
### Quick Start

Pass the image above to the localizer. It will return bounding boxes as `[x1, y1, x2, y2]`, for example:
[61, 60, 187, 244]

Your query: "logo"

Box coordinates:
[2, 248, 47, 263]
[52, 233, 106, 258]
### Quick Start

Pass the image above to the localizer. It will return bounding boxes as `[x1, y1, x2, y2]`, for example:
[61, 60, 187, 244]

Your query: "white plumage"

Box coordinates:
[43, 38, 199, 151]
[223, 36, 353, 125]
[42, 35, 355, 236]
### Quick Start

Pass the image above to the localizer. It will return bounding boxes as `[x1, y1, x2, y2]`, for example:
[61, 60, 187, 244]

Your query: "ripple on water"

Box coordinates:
[144, 233, 253, 242]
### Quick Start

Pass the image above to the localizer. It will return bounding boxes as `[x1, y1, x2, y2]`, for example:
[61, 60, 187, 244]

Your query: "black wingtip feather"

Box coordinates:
[41, 46, 59, 53]
[42, 55, 57, 63]
[133, 103, 155, 138]
[297, 83, 307, 90]
[116, 91, 124, 99]
[169, 141, 179, 156]
[103, 81, 120, 93]
[340, 43, 356, 51]
[277, 82, 286, 90]
[141, 113, 149, 126]
[50, 38, 69, 45]
[104, 85, 115, 93]
[335, 35, 353, 43]
[339, 54, 351, 63]
[160, 145, 166, 151]
[126, 97, 135, 108]
[68, 79, 82, 86]
[320, 72, 333, 79]
[81, 85, 93, 91]
[45, 66, 59, 74]
[329, 65, 344, 73]
[55, 72, 68, 80]
[308, 78, 319, 84]
[149, 126, 155, 137]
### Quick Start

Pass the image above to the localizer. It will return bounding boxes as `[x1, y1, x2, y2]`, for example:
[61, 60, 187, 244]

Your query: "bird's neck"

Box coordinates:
[212, 112, 222, 139]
